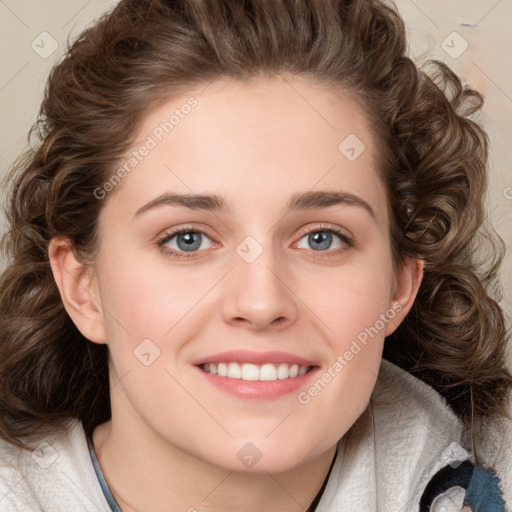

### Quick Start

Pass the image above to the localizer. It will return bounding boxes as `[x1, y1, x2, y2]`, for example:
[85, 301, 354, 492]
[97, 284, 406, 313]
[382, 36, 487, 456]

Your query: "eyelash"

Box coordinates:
[156, 223, 353, 259]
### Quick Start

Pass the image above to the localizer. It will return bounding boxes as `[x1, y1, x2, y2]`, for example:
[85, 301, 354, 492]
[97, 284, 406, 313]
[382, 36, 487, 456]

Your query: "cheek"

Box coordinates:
[98, 251, 203, 342]
[298, 257, 395, 347]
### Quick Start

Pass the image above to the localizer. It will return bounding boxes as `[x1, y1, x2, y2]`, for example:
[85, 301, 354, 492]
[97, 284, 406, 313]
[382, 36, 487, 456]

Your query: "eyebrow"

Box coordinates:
[134, 190, 375, 218]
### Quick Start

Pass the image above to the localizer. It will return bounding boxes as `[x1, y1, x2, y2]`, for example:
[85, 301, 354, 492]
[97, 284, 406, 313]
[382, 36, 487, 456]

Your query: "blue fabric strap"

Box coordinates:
[87, 436, 122, 512]
[465, 463, 507, 511]
[419, 460, 506, 511]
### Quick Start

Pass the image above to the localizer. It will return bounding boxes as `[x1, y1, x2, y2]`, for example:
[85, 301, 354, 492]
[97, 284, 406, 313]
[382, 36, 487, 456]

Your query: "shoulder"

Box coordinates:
[0, 419, 110, 512]
[316, 359, 509, 511]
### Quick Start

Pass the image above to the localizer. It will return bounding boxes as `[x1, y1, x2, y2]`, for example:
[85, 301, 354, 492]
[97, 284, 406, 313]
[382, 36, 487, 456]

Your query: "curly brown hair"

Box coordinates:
[1, 0, 511, 451]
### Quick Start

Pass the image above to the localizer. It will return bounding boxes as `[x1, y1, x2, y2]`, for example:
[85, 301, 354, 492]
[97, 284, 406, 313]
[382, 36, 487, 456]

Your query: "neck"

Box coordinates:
[92, 420, 337, 512]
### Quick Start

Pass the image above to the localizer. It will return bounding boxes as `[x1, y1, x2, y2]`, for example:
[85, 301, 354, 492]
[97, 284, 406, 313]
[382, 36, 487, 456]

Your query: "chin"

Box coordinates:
[199, 438, 322, 476]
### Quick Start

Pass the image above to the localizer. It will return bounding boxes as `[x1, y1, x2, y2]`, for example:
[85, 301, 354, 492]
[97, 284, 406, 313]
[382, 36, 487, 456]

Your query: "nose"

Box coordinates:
[222, 244, 299, 332]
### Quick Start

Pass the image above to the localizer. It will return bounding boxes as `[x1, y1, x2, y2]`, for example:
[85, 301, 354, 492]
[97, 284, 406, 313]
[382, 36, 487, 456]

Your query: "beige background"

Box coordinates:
[1, 0, 511, 504]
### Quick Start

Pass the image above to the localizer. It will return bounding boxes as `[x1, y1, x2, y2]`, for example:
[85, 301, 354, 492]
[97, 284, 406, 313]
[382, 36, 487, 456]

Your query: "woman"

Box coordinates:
[0, 0, 510, 510]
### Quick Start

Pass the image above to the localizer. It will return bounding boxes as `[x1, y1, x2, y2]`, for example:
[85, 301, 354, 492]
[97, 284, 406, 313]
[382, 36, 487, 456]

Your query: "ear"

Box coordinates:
[385, 257, 424, 336]
[48, 236, 107, 344]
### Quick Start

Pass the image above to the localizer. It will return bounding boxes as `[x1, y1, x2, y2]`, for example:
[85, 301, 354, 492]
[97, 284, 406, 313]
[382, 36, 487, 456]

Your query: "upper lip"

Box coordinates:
[192, 350, 317, 367]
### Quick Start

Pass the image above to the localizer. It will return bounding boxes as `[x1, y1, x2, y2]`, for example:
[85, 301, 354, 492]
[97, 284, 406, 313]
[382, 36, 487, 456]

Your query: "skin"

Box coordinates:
[49, 74, 423, 512]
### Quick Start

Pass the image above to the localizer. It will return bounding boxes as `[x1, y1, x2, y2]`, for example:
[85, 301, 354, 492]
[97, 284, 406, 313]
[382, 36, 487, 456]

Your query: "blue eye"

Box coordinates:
[170, 232, 204, 252]
[296, 227, 351, 252]
[157, 228, 214, 258]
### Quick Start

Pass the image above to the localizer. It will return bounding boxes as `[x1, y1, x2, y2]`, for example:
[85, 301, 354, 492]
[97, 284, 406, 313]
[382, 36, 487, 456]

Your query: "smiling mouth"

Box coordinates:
[199, 362, 314, 381]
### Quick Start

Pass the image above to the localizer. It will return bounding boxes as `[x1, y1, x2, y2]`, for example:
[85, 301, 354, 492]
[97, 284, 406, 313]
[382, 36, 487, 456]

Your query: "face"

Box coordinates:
[59, 75, 419, 474]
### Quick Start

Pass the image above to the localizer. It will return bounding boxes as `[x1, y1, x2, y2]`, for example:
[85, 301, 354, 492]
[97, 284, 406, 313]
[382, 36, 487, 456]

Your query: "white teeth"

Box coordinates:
[277, 363, 289, 380]
[227, 362, 242, 379]
[260, 363, 277, 381]
[241, 363, 260, 381]
[201, 362, 310, 381]
[218, 363, 228, 377]
[298, 366, 308, 376]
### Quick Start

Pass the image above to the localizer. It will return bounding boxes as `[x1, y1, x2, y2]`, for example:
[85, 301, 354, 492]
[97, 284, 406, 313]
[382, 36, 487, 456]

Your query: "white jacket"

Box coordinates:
[0, 360, 476, 512]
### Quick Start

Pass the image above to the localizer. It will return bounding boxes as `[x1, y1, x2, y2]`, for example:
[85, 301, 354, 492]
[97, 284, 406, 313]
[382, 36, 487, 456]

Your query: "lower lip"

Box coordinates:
[195, 366, 319, 399]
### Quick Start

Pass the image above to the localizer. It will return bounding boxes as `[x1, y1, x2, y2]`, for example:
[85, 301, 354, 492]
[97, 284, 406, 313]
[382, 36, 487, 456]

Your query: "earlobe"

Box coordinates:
[385, 258, 424, 336]
[48, 237, 107, 344]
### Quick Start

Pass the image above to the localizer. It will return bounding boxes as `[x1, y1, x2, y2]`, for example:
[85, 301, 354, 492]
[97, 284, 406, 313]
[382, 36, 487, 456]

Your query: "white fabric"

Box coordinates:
[0, 360, 473, 512]
[430, 486, 466, 512]
[0, 416, 111, 511]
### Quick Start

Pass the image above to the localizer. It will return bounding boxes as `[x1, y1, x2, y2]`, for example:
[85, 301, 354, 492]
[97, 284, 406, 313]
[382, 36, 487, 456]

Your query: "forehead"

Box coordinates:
[104, 75, 389, 227]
